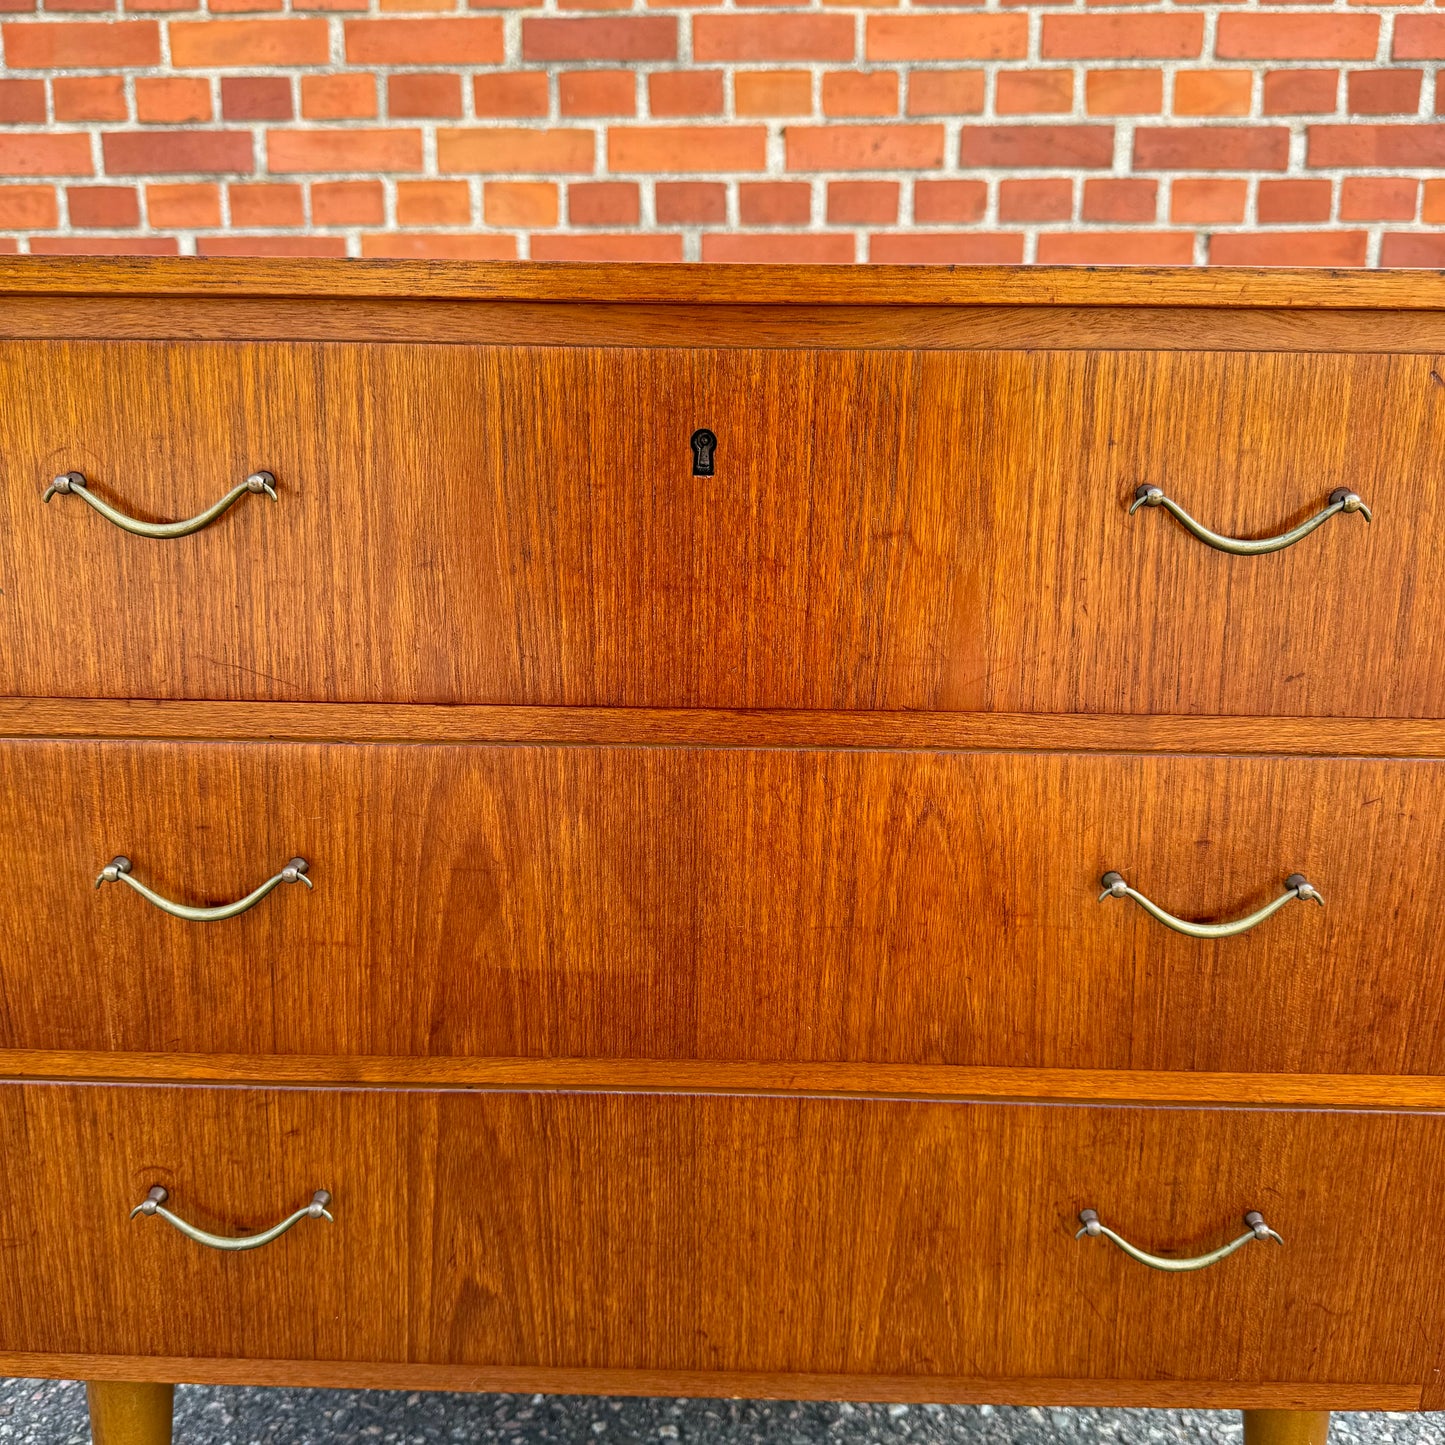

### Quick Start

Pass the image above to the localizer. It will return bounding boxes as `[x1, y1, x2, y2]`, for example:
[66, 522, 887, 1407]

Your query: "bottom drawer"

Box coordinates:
[0, 1081, 1442, 1388]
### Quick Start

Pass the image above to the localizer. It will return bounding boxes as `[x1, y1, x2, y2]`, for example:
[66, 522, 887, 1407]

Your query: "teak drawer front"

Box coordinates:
[2, 341, 1442, 716]
[0, 1081, 1441, 1386]
[7, 738, 1445, 1074]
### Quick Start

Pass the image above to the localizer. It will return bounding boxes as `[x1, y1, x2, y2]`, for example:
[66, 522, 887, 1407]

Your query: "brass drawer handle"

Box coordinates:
[1077, 1209, 1282, 1273]
[1131, 484, 1371, 555]
[95, 855, 311, 921]
[42, 469, 276, 538]
[1099, 870, 1321, 938]
[131, 1186, 332, 1252]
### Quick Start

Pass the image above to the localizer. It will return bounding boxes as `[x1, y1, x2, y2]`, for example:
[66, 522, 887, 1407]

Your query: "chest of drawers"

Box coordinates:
[3, 259, 1445, 1445]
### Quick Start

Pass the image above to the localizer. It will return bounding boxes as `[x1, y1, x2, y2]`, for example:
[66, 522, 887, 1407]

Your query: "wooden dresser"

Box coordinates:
[2, 259, 1444, 1445]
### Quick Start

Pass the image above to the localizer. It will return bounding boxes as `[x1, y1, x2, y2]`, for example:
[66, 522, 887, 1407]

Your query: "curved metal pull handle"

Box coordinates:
[1099, 870, 1322, 939]
[95, 855, 311, 921]
[1131, 484, 1371, 555]
[1077, 1209, 1282, 1273]
[42, 469, 276, 538]
[130, 1186, 332, 1252]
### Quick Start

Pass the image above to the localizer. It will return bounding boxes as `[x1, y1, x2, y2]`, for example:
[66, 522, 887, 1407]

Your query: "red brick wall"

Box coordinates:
[0, 6, 1442, 263]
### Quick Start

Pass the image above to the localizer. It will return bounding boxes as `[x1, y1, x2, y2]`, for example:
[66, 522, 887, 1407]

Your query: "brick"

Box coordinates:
[228, 180, 303, 226]
[1347, 70, 1421, 114]
[610, 125, 764, 172]
[2, 19, 157, 64]
[960, 124, 1114, 169]
[1393, 16, 1445, 59]
[1135, 126, 1289, 170]
[473, 74, 548, 117]
[1425, 178, 1445, 223]
[569, 179, 638, 225]
[207, 0, 284, 11]
[738, 179, 810, 224]
[301, 74, 377, 119]
[221, 75, 292, 120]
[869, 232, 1023, 264]
[649, 71, 723, 117]
[655, 180, 724, 223]
[135, 76, 210, 122]
[400, 178, 474, 225]
[146, 181, 219, 227]
[0, 79, 45, 122]
[169, 18, 327, 65]
[388, 73, 462, 119]
[867, 15, 1025, 60]
[442, 127, 595, 174]
[789, 123, 943, 170]
[906, 70, 982, 117]
[1085, 71, 1162, 115]
[1257, 178, 1331, 223]
[1340, 175, 1417, 219]
[0, 134, 92, 175]
[199, 235, 346, 256]
[997, 177, 1071, 222]
[703, 232, 852, 263]
[1210, 231, 1368, 266]
[1263, 70, 1340, 114]
[822, 71, 897, 117]
[0, 185, 58, 228]
[560, 70, 636, 116]
[827, 179, 897, 224]
[1173, 70, 1252, 116]
[1434, 74, 1445, 116]
[1081, 177, 1156, 223]
[311, 179, 383, 225]
[1170, 177, 1248, 223]
[1381, 233, 1445, 267]
[67, 184, 138, 227]
[996, 69, 1072, 115]
[1041, 15, 1202, 59]
[1309, 124, 1445, 166]
[696, 15, 850, 61]
[270, 129, 422, 174]
[346, 18, 504, 63]
[913, 178, 985, 223]
[52, 76, 127, 120]
[32, 236, 178, 254]
[483, 180, 558, 227]
[534, 233, 682, 261]
[360, 233, 518, 260]
[734, 70, 811, 116]
[1038, 231, 1193, 265]
[523, 16, 675, 60]
[1216, 15, 1379, 61]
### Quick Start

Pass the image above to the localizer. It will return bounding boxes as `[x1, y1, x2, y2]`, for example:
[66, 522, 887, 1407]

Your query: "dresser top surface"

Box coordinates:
[2, 257, 1444, 310]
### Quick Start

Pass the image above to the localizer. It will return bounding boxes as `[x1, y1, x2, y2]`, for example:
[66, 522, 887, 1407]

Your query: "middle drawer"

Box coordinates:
[4, 737, 1439, 1073]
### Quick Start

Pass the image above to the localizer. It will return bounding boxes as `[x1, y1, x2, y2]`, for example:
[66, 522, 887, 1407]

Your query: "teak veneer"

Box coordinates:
[2, 260, 1442, 1445]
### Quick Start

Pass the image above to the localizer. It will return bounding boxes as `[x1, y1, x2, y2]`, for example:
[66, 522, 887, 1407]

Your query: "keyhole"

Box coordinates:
[690, 429, 717, 477]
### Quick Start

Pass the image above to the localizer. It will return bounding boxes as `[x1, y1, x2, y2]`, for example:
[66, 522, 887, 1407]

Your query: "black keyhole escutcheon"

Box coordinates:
[690, 429, 717, 477]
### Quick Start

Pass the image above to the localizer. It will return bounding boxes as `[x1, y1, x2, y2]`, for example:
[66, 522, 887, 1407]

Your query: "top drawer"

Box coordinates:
[2, 339, 1440, 714]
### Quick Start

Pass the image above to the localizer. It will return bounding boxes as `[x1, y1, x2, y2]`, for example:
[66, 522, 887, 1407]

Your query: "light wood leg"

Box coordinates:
[85, 1381, 174, 1445]
[1242, 1410, 1331, 1445]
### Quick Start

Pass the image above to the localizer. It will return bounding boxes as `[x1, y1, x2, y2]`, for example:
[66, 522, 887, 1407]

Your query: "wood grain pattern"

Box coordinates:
[5, 299, 1445, 356]
[6, 1051, 1445, 1112]
[3, 258, 1444, 309]
[4, 342, 1444, 715]
[0, 1355, 1420, 1412]
[6, 738, 1445, 1073]
[1, 1082, 1443, 1389]
[4, 699, 1445, 758]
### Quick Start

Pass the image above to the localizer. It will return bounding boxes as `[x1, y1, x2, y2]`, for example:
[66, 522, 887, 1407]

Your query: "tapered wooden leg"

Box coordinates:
[1242, 1410, 1330, 1445]
[85, 1381, 174, 1445]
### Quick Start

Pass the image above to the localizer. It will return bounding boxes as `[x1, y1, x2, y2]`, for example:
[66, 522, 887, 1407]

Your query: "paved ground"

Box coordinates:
[0, 1382, 1437, 1445]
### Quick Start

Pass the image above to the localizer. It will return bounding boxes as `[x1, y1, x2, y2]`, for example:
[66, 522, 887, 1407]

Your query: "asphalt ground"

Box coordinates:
[1, 1382, 1438, 1445]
